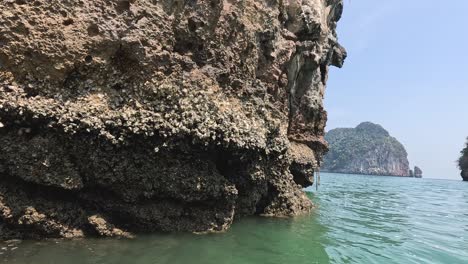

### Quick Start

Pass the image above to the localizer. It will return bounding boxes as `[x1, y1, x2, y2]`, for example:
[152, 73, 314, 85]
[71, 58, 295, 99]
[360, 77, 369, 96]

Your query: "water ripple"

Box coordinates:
[2, 173, 468, 264]
[310, 173, 468, 264]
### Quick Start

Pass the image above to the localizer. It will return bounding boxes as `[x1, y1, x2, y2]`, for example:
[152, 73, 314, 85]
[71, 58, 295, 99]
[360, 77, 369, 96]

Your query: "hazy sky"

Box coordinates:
[325, 0, 468, 180]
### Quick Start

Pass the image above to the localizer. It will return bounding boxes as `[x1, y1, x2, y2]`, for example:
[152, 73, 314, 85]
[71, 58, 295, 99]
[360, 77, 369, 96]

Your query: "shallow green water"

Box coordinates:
[2, 173, 468, 264]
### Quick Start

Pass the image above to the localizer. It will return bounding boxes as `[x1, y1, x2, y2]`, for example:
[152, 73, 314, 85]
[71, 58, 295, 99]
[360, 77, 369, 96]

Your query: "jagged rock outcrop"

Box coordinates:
[409, 166, 422, 178]
[0, 0, 345, 239]
[413, 166, 422, 178]
[322, 122, 410, 176]
[459, 138, 468, 181]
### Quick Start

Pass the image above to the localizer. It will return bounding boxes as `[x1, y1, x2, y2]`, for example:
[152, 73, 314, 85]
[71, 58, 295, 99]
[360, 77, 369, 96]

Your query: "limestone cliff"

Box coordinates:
[0, 0, 345, 238]
[322, 122, 410, 177]
[459, 138, 468, 181]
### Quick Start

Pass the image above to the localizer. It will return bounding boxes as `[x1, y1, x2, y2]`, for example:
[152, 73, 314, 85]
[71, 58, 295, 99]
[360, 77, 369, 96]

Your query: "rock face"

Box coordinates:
[413, 166, 423, 178]
[322, 122, 410, 176]
[0, 0, 345, 238]
[459, 138, 468, 181]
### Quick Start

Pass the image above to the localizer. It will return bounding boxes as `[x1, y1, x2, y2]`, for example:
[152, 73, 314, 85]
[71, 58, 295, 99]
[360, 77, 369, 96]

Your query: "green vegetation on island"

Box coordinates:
[459, 138, 468, 181]
[322, 122, 417, 177]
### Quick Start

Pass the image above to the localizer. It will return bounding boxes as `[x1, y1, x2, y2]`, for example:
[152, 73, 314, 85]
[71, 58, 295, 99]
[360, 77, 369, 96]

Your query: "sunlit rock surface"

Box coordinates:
[0, 0, 345, 238]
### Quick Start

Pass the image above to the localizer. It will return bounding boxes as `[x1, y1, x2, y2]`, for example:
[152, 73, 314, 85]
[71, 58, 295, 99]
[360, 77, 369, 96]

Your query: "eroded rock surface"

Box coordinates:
[0, 0, 345, 238]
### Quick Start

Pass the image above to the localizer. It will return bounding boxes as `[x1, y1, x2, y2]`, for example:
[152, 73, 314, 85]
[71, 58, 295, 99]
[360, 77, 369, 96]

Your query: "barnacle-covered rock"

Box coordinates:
[0, 0, 345, 238]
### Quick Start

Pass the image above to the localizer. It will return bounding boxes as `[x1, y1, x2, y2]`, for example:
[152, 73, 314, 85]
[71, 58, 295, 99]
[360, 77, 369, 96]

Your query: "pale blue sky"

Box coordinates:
[326, 0, 468, 180]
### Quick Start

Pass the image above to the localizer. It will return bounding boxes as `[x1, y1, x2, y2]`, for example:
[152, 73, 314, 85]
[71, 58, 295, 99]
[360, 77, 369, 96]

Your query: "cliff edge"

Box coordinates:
[322, 122, 410, 176]
[0, 0, 345, 238]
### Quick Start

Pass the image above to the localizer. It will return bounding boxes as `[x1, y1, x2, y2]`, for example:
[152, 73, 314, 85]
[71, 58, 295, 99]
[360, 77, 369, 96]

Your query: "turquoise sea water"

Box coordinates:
[2, 173, 468, 264]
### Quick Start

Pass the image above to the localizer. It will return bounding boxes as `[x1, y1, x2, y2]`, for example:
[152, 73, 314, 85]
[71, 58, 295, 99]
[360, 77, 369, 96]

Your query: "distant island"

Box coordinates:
[459, 138, 468, 181]
[322, 122, 421, 177]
